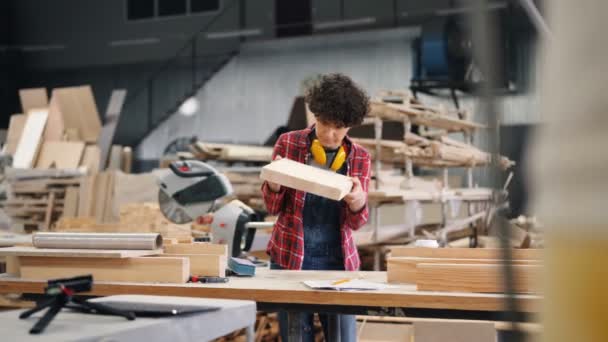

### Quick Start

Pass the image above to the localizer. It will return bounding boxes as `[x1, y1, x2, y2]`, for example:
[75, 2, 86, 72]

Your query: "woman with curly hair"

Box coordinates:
[262, 73, 371, 341]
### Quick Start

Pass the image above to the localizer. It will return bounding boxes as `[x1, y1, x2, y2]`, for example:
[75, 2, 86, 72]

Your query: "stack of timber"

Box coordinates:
[55, 203, 193, 242]
[161, 242, 228, 278]
[0, 169, 85, 231]
[1, 233, 228, 282]
[353, 133, 514, 169]
[222, 169, 265, 211]
[1, 87, 133, 232]
[386, 247, 542, 294]
[190, 141, 273, 163]
[355, 90, 520, 255]
[0, 232, 189, 283]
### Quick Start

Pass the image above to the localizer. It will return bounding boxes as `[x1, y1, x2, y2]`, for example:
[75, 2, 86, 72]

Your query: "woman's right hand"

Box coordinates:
[267, 155, 282, 192]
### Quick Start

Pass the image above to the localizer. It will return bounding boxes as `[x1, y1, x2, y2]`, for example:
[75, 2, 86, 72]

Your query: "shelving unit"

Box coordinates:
[358, 91, 514, 270]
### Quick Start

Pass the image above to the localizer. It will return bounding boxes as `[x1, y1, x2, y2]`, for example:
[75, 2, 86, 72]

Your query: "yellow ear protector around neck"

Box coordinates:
[311, 139, 346, 171]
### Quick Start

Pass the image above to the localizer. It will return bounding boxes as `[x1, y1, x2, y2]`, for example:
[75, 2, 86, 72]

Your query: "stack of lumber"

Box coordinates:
[353, 133, 514, 169]
[1, 87, 133, 232]
[1, 234, 228, 282]
[55, 203, 193, 242]
[386, 247, 542, 294]
[222, 169, 265, 211]
[0, 170, 85, 231]
[368, 94, 484, 132]
[160, 242, 228, 278]
[190, 141, 272, 163]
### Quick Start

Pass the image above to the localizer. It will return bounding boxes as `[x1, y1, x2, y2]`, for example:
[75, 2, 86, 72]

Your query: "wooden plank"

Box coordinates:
[389, 247, 542, 260]
[44, 95, 66, 141]
[106, 145, 122, 170]
[35, 141, 85, 169]
[19, 256, 189, 283]
[160, 254, 227, 277]
[111, 172, 157, 218]
[163, 243, 228, 256]
[413, 320, 496, 342]
[52, 86, 102, 143]
[0, 246, 163, 258]
[387, 257, 542, 284]
[18, 88, 48, 113]
[94, 172, 109, 222]
[97, 121, 118, 171]
[260, 158, 353, 201]
[416, 263, 541, 294]
[43, 192, 56, 230]
[80, 145, 101, 173]
[12, 109, 48, 169]
[121, 146, 132, 173]
[5, 114, 26, 155]
[63, 186, 79, 218]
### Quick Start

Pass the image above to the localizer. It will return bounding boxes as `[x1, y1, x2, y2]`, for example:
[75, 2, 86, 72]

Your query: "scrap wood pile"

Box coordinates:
[0, 86, 142, 232]
[386, 247, 543, 294]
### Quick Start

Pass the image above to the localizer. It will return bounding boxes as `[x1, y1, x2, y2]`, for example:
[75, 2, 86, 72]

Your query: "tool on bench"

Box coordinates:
[188, 275, 230, 283]
[157, 160, 269, 258]
[19, 275, 135, 334]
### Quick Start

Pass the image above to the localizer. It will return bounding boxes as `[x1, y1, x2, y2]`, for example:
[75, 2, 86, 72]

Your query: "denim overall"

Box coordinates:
[271, 149, 356, 341]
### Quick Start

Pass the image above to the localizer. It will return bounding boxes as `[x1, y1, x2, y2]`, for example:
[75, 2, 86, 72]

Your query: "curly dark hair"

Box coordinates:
[305, 73, 370, 128]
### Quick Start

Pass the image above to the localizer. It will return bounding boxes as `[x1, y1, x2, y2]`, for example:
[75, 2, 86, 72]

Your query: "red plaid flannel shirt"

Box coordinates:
[262, 127, 371, 271]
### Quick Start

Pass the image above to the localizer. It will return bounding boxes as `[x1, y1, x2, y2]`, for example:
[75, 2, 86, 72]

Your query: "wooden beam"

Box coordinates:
[5, 114, 26, 156]
[163, 243, 228, 256]
[416, 263, 541, 294]
[389, 247, 542, 260]
[260, 158, 353, 201]
[13, 109, 48, 169]
[19, 256, 189, 283]
[18, 88, 48, 113]
[387, 257, 542, 284]
[35, 141, 85, 169]
[161, 254, 227, 277]
[0, 246, 163, 258]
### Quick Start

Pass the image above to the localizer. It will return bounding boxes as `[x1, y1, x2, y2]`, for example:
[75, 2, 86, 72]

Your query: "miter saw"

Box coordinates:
[157, 160, 262, 257]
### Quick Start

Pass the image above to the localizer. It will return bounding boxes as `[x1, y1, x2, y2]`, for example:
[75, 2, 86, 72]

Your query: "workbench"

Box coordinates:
[0, 269, 541, 341]
[0, 295, 256, 342]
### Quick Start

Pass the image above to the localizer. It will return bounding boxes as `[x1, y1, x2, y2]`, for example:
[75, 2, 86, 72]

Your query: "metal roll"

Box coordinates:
[32, 232, 163, 250]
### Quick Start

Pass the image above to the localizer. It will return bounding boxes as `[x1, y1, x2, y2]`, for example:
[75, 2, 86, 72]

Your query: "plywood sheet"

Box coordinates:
[43, 95, 66, 141]
[19, 256, 189, 283]
[12, 109, 48, 168]
[63, 186, 79, 218]
[5, 114, 26, 155]
[35, 141, 85, 169]
[260, 158, 353, 200]
[80, 145, 101, 173]
[0, 246, 162, 258]
[19, 88, 48, 113]
[52, 86, 102, 143]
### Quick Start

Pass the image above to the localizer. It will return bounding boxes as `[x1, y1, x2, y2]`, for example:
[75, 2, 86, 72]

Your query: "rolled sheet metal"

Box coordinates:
[32, 232, 163, 250]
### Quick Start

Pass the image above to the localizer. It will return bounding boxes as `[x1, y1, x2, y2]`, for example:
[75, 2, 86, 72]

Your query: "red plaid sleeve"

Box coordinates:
[261, 134, 288, 215]
[343, 148, 371, 230]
